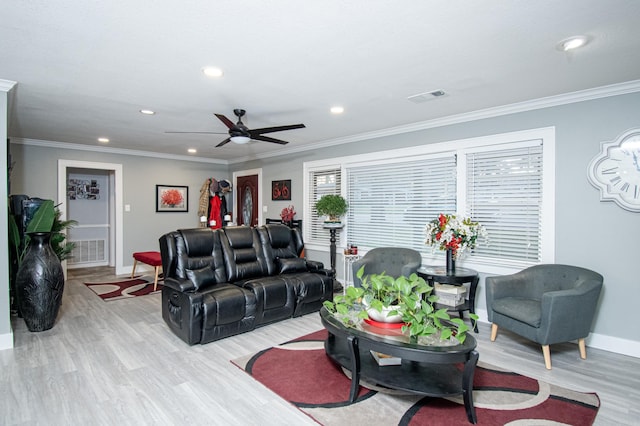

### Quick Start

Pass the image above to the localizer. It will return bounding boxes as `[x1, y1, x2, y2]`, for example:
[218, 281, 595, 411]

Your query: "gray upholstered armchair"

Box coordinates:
[352, 247, 422, 287]
[486, 264, 603, 369]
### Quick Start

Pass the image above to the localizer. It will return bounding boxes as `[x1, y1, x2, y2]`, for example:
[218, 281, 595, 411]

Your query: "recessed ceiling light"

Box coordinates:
[139, 109, 155, 115]
[188, 148, 197, 154]
[203, 67, 224, 78]
[330, 106, 344, 114]
[556, 35, 590, 51]
[97, 137, 109, 143]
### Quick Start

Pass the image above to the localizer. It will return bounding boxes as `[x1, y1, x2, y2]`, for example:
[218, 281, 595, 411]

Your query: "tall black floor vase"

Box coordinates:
[15, 232, 65, 332]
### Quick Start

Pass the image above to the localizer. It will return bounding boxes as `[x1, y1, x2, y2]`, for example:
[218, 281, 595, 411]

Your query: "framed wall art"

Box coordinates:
[68, 178, 100, 200]
[272, 179, 291, 200]
[156, 185, 188, 212]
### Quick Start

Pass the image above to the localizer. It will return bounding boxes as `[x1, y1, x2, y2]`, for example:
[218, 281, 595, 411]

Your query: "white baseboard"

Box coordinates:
[475, 308, 640, 359]
[585, 333, 640, 359]
[0, 330, 14, 351]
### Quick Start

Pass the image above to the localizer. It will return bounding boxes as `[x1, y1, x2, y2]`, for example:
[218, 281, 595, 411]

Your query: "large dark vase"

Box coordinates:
[446, 248, 456, 274]
[15, 232, 65, 332]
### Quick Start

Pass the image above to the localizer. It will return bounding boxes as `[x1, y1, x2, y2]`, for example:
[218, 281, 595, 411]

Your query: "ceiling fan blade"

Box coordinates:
[215, 114, 236, 129]
[216, 137, 232, 147]
[252, 135, 289, 145]
[250, 124, 305, 135]
[165, 131, 227, 134]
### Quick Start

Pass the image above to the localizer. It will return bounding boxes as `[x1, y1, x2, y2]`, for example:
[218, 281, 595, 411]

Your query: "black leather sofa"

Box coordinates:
[159, 224, 334, 345]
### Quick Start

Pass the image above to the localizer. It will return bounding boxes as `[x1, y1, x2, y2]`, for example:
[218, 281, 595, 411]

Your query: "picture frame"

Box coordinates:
[272, 179, 291, 200]
[156, 184, 189, 212]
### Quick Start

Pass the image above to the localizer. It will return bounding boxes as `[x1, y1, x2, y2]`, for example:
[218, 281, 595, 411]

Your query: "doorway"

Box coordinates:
[57, 160, 125, 275]
[233, 168, 262, 226]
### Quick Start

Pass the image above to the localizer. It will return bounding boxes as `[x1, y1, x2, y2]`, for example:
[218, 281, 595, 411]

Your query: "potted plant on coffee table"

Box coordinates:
[323, 266, 478, 344]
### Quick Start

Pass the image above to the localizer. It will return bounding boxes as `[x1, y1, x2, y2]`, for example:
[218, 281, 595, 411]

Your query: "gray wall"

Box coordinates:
[230, 92, 640, 352]
[5, 91, 639, 355]
[9, 144, 230, 268]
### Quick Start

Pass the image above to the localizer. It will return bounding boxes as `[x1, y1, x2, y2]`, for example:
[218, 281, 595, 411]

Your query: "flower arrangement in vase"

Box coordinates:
[424, 213, 487, 272]
[280, 205, 296, 225]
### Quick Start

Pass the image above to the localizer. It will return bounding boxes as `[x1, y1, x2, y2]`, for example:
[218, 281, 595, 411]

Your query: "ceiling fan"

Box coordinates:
[166, 109, 305, 148]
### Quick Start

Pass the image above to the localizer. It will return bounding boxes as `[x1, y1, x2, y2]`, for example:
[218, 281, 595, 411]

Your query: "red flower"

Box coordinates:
[280, 205, 296, 222]
[161, 189, 183, 206]
[438, 214, 447, 228]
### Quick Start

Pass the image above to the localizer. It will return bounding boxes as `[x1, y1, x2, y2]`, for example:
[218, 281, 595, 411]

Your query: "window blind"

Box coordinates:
[466, 143, 543, 267]
[346, 155, 457, 256]
[307, 167, 342, 245]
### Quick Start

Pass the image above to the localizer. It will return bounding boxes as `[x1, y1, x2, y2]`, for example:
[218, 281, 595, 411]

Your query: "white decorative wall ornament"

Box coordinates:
[588, 128, 640, 212]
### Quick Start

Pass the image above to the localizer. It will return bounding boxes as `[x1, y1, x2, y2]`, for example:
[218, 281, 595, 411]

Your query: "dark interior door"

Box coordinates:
[236, 174, 259, 226]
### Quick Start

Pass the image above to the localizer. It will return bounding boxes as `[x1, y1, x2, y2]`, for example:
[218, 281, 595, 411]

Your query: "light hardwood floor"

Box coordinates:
[2, 267, 638, 425]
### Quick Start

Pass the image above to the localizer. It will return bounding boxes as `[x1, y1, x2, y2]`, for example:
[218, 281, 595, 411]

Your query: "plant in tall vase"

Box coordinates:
[9, 200, 77, 331]
[424, 213, 487, 273]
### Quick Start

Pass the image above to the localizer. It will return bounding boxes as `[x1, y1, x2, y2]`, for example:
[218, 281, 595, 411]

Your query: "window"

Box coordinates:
[346, 154, 456, 257]
[304, 128, 555, 273]
[465, 142, 544, 269]
[305, 166, 342, 245]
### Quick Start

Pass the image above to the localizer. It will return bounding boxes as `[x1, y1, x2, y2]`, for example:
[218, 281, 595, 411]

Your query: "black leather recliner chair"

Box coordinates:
[159, 224, 333, 345]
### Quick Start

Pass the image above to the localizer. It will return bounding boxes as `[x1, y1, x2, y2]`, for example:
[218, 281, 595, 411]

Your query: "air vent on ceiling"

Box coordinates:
[407, 90, 447, 104]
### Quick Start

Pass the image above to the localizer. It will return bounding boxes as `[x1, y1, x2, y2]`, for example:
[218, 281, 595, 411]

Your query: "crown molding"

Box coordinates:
[10, 138, 229, 165]
[229, 79, 640, 164]
[9, 80, 640, 165]
[0, 79, 17, 92]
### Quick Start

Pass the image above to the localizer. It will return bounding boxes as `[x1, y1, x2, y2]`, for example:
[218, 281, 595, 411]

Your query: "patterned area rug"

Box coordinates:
[84, 276, 163, 301]
[232, 330, 600, 426]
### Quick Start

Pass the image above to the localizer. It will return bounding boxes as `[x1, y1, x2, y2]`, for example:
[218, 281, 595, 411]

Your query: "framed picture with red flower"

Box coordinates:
[156, 184, 189, 212]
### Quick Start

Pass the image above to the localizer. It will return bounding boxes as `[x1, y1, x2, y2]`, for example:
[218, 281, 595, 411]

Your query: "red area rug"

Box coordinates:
[84, 276, 163, 301]
[232, 329, 600, 425]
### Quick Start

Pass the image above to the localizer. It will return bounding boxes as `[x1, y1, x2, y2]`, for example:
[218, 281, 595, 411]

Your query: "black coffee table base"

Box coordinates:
[321, 309, 479, 424]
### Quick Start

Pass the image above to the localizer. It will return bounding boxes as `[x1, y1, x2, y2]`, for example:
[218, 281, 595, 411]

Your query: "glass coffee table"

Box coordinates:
[320, 307, 479, 424]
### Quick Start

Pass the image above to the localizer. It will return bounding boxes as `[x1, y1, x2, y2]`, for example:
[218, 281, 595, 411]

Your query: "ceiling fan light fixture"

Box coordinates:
[230, 135, 251, 144]
[330, 106, 344, 114]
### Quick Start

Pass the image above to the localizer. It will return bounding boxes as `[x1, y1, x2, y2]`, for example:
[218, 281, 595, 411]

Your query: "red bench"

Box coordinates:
[131, 251, 163, 291]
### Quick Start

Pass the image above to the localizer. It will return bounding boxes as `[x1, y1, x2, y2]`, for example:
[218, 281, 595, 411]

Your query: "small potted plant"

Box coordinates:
[323, 266, 478, 344]
[314, 194, 348, 223]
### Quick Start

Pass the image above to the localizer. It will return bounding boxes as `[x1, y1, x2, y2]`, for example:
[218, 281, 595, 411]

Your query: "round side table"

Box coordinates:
[417, 266, 480, 333]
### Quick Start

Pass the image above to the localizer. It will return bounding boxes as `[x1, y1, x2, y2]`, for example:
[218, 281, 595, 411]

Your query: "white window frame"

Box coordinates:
[303, 127, 555, 275]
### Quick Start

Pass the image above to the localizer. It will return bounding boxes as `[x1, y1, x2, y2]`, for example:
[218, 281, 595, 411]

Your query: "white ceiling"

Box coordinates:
[3, 1, 640, 163]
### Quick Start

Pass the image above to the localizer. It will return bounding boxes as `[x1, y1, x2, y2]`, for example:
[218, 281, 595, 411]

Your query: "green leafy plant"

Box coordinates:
[323, 266, 478, 344]
[9, 200, 77, 263]
[314, 194, 348, 222]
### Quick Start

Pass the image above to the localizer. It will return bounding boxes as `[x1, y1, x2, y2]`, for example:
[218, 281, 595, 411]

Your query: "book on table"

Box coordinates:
[370, 350, 402, 366]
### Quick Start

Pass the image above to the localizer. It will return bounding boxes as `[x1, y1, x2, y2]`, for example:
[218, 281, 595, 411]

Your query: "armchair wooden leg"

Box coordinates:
[490, 323, 498, 341]
[542, 345, 552, 369]
[578, 338, 587, 360]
